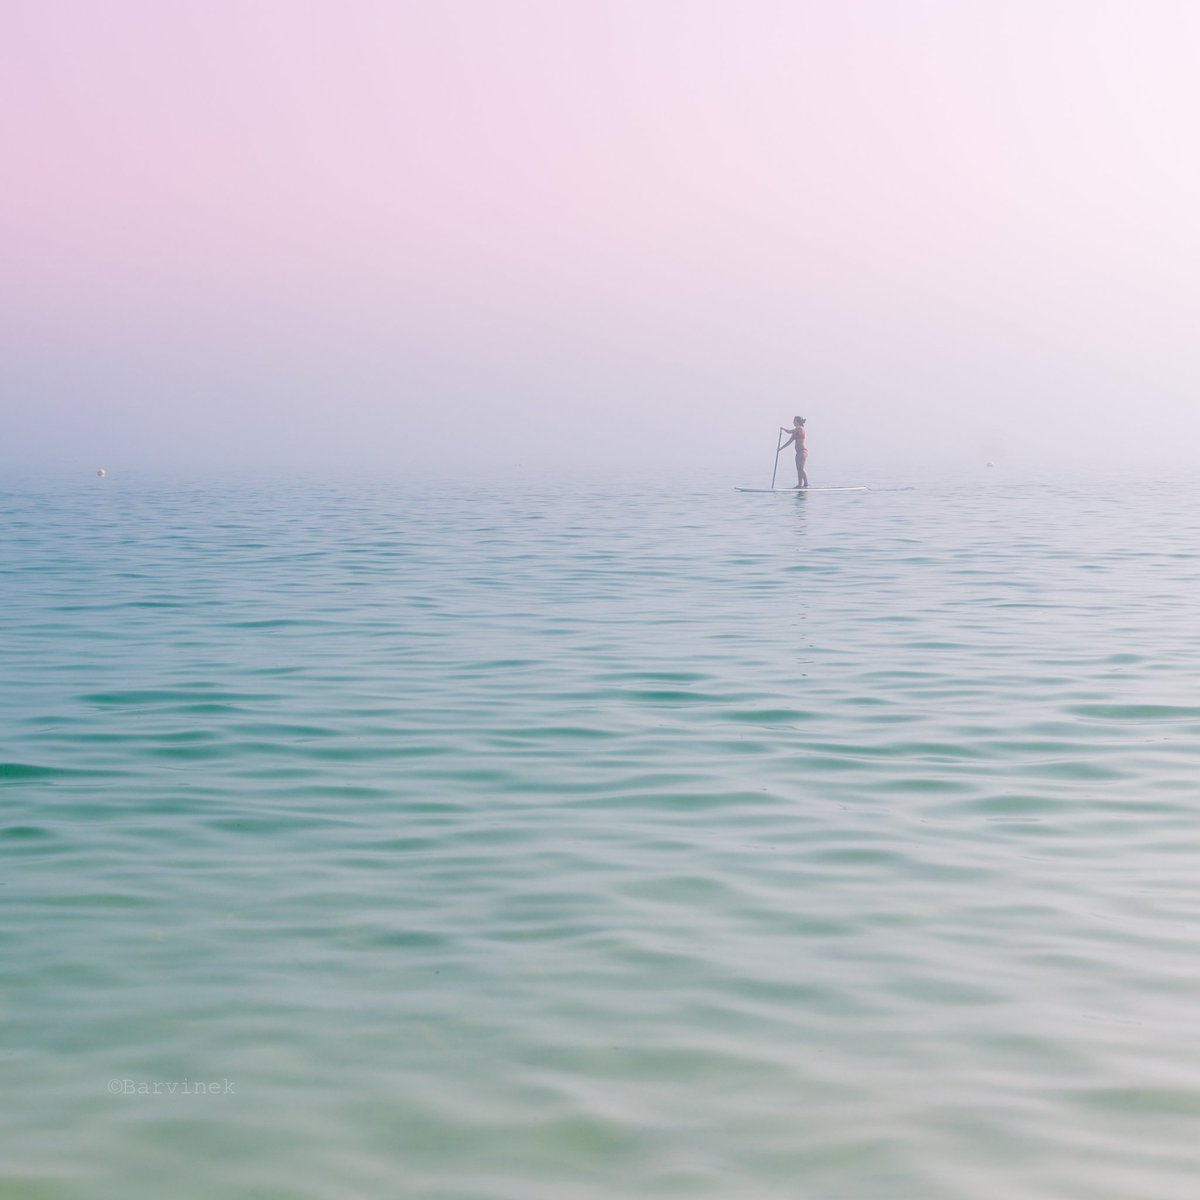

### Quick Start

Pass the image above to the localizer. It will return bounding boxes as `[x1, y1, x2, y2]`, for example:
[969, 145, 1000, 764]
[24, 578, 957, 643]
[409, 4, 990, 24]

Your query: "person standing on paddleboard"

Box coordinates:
[779, 417, 808, 488]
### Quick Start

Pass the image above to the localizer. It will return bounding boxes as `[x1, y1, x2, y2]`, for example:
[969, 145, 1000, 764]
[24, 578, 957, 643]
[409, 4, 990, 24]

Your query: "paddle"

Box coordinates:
[770, 429, 786, 489]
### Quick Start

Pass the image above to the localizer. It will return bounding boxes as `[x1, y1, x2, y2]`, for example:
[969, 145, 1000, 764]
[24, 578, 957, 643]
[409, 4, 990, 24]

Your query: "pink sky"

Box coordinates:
[4, 0, 1200, 476]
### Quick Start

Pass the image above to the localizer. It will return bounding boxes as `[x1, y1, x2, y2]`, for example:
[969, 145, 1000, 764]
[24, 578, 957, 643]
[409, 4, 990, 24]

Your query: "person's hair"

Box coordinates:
[794, 416, 805, 425]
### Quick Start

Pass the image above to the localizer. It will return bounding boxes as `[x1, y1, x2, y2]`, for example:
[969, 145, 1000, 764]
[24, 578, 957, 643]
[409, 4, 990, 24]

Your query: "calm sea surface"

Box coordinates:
[3, 468, 1199, 1199]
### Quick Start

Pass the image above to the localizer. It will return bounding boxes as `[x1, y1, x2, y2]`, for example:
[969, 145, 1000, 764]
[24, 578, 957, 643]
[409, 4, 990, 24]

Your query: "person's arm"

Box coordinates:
[778, 430, 796, 449]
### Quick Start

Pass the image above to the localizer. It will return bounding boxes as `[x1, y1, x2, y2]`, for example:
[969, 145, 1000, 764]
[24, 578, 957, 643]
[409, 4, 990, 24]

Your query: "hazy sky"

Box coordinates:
[4, 0, 1198, 479]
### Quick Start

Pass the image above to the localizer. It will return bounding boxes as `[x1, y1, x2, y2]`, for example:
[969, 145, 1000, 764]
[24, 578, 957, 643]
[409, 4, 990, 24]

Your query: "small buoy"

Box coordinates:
[985, 460, 994, 468]
[97, 468, 107, 477]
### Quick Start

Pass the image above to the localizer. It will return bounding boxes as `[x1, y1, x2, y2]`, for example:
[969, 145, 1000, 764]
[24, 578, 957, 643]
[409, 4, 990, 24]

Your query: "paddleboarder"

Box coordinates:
[779, 417, 808, 488]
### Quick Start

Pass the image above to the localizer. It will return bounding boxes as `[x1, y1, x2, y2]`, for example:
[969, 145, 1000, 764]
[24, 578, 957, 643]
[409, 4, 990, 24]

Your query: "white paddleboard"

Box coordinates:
[735, 486, 867, 493]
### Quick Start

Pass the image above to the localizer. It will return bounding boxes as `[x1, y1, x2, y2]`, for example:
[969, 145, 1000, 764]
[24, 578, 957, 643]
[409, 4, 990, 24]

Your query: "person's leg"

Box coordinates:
[799, 452, 808, 488]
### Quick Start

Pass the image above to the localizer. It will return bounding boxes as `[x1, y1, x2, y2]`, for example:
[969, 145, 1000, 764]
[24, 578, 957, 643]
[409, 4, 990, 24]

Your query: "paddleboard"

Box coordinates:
[735, 486, 867, 493]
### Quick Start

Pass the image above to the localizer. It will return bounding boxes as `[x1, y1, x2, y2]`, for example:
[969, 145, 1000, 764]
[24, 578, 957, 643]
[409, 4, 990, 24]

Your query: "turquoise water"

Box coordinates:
[3, 469, 1199, 1199]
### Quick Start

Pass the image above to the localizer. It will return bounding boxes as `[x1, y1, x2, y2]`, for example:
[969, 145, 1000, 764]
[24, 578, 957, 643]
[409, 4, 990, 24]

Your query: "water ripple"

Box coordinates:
[2, 473, 1199, 1198]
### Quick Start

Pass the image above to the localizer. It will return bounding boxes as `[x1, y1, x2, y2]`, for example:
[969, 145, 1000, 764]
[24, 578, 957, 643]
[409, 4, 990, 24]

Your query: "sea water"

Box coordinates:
[3, 467, 1199, 1199]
